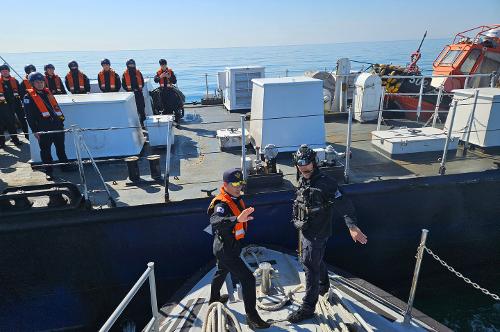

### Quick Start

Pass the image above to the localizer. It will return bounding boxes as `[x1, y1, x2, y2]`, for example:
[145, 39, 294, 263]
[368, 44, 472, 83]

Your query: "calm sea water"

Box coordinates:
[3, 40, 499, 331]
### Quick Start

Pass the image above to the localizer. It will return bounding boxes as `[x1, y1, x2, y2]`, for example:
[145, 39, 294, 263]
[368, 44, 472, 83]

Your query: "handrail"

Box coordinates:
[99, 262, 159, 332]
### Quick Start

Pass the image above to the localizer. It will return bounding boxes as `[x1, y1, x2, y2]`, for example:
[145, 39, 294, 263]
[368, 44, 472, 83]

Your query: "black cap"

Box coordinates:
[101, 58, 110, 66]
[0, 64, 9, 71]
[44, 63, 55, 71]
[159, 59, 167, 65]
[68, 60, 78, 68]
[223, 168, 244, 183]
[28, 72, 45, 83]
[24, 64, 36, 74]
[126, 59, 136, 66]
[294, 144, 316, 166]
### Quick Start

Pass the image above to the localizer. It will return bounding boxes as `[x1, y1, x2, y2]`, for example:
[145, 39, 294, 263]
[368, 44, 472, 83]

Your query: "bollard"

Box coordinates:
[125, 156, 140, 182]
[259, 262, 273, 295]
[147, 155, 161, 180]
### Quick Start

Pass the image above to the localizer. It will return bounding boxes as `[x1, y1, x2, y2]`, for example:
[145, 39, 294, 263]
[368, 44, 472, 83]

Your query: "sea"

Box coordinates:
[2, 39, 499, 331]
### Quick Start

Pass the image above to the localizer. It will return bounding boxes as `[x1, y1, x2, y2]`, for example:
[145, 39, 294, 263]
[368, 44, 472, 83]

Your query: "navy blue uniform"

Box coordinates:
[24, 90, 68, 175]
[1, 76, 29, 138]
[97, 70, 121, 93]
[208, 198, 258, 317]
[122, 69, 146, 126]
[294, 168, 358, 313]
[64, 71, 90, 94]
[45, 75, 67, 95]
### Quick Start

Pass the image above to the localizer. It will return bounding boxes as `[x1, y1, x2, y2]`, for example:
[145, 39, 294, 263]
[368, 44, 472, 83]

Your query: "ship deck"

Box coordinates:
[1, 104, 499, 207]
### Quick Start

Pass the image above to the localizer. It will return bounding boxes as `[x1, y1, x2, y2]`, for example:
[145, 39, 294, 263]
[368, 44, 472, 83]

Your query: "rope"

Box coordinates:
[201, 302, 242, 332]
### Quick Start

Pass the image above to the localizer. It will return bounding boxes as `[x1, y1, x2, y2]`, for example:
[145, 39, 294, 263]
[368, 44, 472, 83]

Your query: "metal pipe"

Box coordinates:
[464, 76, 470, 89]
[0, 55, 25, 81]
[344, 106, 353, 183]
[285, 69, 289, 77]
[439, 100, 458, 175]
[147, 262, 160, 332]
[72, 126, 89, 203]
[164, 120, 172, 202]
[376, 90, 385, 131]
[416, 76, 425, 122]
[380, 73, 491, 79]
[205, 73, 209, 97]
[99, 265, 153, 331]
[240, 115, 247, 182]
[431, 85, 444, 128]
[462, 90, 480, 156]
[491, 71, 497, 88]
[403, 229, 429, 325]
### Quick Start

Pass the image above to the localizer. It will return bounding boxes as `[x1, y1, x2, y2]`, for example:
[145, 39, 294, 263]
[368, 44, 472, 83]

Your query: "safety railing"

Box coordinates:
[99, 262, 160, 332]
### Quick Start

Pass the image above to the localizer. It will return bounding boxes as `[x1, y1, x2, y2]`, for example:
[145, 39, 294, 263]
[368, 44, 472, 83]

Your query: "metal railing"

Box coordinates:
[99, 262, 160, 332]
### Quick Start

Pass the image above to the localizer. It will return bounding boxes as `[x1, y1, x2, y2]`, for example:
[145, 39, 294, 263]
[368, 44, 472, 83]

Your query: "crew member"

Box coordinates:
[122, 59, 146, 126]
[287, 144, 368, 323]
[0, 64, 22, 147]
[44, 64, 66, 95]
[24, 72, 70, 181]
[21, 64, 36, 92]
[98, 58, 121, 93]
[154, 58, 181, 115]
[207, 168, 271, 330]
[1, 64, 29, 140]
[65, 60, 90, 94]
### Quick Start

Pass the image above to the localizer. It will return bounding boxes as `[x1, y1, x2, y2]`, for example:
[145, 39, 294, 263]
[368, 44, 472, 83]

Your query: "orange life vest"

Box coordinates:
[0, 76, 20, 100]
[23, 75, 33, 90]
[208, 186, 247, 240]
[44, 74, 63, 94]
[27, 88, 64, 120]
[98, 69, 117, 90]
[156, 68, 173, 87]
[123, 69, 143, 91]
[66, 71, 85, 92]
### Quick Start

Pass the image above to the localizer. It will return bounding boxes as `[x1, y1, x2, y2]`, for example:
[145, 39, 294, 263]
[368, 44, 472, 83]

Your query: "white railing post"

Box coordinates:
[376, 89, 385, 131]
[431, 85, 444, 128]
[491, 71, 497, 88]
[72, 125, 89, 203]
[416, 76, 425, 122]
[241, 115, 247, 183]
[344, 106, 353, 183]
[439, 100, 458, 175]
[462, 90, 480, 156]
[148, 262, 160, 332]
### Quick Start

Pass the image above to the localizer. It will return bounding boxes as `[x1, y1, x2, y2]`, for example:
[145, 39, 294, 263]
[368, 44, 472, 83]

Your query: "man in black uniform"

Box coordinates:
[44, 64, 67, 95]
[21, 64, 36, 92]
[122, 59, 146, 127]
[287, 144, 367, 323]
[65, 61, 90, 94]
[154, 59, 181, 116]
[98, 58, 121, 93]
[1, 64, 29, 140]
[207, 168, 271, 329]
[24, 72, 69, 181]
[0, 64, 22, 147]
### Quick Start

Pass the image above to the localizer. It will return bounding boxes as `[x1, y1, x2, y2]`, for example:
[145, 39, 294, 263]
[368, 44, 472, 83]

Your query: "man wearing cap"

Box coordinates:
[98, 59, 121, 93]
[0, 64, 29, 140]
[122, 59, 146, 127]
[44, 64, 66, 95]
[24, 72, 69, 180]
[0, 64, 22, 147]
[65, 61, 90, 94]
[287, 144, 367, 324]
[207, 168, 271, 329]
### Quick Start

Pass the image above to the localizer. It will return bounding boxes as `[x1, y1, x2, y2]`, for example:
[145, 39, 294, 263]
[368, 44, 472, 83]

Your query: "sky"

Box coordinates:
[1, 0, 499, 53]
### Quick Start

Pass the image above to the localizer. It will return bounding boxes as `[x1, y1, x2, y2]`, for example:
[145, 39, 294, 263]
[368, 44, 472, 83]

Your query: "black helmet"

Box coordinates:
[126, 59, 136, 66]
[24, 64, 36, 74]
[159, 58, 167, 65]
[0, 64, 9, 71]
[44, 63, 55, 71]
[28, 72, 45, 83]
[68, 60, 78, 68]
[294, 144, 317, 166]
[101, 58, 110, 66]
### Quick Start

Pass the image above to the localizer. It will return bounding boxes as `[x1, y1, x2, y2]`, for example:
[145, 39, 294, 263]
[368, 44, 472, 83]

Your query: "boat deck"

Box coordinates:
[1, 104, 499, 207]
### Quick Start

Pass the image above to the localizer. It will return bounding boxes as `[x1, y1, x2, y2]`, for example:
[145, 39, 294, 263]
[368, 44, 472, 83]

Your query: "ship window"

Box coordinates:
[439, 50, 462, 65]
[460, 49, 481, 74]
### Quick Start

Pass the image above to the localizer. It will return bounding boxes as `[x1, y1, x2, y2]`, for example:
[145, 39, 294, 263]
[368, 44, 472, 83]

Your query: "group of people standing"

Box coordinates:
[0, 58, 177, 180]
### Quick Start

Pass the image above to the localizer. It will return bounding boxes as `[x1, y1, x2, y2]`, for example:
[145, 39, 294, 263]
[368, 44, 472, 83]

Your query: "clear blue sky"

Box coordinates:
[2, 0, 499, 53]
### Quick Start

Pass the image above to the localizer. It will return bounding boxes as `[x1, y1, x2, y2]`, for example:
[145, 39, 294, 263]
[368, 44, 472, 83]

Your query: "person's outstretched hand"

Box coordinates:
[237, 207, 254, 223]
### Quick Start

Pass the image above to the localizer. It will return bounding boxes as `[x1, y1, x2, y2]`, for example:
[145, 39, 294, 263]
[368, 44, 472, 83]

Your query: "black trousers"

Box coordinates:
[38, 131, 69, 175]
[300, 236, 330, 313]
[133, 91, 146, 126]
[160, 87, 181, 114]
[11, 100, 28, 136]
[209, 253, 258, 317]
[0, 104, 19, 145]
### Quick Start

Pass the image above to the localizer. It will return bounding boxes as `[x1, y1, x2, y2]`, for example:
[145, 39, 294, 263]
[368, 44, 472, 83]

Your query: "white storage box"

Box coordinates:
[445, 88, 500, 148]
[250, 77, 325, 152]
[223, 66, 265, 111]
[352, 73, 382, 122]
[29, 92, 145, 162]
[371, 127, 459, 157]
[144, 115, 175, 147]
[216, 128, 250, 150]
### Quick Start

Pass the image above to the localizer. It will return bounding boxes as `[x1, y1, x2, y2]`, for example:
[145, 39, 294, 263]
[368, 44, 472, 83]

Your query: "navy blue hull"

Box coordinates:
[1, 171, 499, 330]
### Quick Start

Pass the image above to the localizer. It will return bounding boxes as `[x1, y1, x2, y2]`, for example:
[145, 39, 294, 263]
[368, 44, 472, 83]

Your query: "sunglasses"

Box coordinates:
[296, 159, 312, 166]
[230, 180, 246, 187]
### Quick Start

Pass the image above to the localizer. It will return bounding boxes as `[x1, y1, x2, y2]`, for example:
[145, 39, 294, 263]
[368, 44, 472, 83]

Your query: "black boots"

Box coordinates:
[287, 308, 315, 323]
[208, 294, 229, 305]
[246, 314, 271, 329]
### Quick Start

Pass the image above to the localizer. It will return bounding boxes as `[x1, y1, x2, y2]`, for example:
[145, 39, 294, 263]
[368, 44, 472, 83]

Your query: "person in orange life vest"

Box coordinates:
[121, 59, 146, 126]
[0, 64, 22, 147]
[97, 58, 121, 93]
[1, 64, 29, 140]
[207, 168, 271, 330]
[21, 64, 36, 93]
[24, 72, 70, 181]
[44, 64, 66, 95]
[64, 60, 90, 94]
[154, 58, 181, 115]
